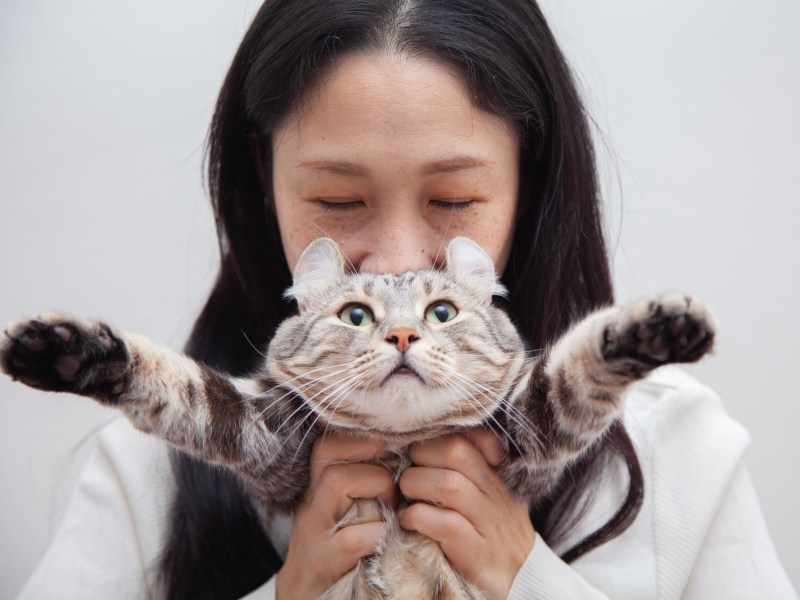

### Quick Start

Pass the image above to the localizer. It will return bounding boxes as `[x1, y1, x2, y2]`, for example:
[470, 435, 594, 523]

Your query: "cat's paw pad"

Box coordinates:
[1, 312, 129, 397]
[602, 294, 715, 370]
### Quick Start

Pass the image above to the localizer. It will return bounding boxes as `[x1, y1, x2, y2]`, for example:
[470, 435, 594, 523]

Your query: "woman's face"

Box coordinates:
[271, 53, 519, 275]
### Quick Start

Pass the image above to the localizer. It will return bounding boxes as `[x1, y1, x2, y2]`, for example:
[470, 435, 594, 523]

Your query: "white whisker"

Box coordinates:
[240, 329, 268, 359]
[433, 203, 458, 268]
[288, 371, 366, 465]
[436, 370, 525, 457]
[437, 364, 543, 449]
[302, 219, 358, 273]
[246, 360, 365, 428]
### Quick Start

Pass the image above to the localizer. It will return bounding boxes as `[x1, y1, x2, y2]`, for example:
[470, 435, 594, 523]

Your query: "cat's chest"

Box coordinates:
[377, 447, 412, 482]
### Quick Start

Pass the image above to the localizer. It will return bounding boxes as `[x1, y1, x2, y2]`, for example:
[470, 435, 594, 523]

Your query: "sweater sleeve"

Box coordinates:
[507, 536, 610, 600]
[15, 419, 174, 600]
[508, 367, 797, 599]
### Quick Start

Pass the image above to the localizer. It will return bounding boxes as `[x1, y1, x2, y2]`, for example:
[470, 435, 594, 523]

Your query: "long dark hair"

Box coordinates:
[161, 0, 643, 597]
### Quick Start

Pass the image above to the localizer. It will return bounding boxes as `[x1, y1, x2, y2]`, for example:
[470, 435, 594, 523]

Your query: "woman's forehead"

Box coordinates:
[272, 52, 519, 167]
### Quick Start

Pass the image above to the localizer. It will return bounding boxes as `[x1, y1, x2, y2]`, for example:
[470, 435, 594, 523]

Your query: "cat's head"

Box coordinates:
[267, 237, 526, 441]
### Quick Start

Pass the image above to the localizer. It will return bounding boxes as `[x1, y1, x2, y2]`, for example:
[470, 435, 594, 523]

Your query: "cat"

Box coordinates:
[1, 236, 715, 599]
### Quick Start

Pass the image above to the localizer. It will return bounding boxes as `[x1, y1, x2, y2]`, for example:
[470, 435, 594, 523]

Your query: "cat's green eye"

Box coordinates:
[425, 301, 458, 324]
[339, 304, 374, 327]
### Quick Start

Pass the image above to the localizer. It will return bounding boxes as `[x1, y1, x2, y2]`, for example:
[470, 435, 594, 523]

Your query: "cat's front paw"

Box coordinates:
[602, 294, 715, 375]
[1, 312, 130, 400]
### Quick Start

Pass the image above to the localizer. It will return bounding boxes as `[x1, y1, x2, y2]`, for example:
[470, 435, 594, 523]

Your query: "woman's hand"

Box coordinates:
[397, 428, 535, 600]
[275, 433, 398, 600]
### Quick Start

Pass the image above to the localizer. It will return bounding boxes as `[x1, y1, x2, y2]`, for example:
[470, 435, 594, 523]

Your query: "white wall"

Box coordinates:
[1, 1, 797, 596]
[540, 0, 800, 591]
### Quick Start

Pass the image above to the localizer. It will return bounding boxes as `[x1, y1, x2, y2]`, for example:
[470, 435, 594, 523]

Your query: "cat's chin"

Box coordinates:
[380, 365, 425, 386]
[320, 421, 483, 446]
[311, 379, 494, 437]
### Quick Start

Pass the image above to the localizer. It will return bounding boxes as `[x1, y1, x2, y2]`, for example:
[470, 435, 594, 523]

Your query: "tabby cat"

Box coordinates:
[1, 236, 715, 599]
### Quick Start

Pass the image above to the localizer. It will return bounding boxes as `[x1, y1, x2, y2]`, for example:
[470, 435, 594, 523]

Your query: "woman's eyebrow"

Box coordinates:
[296, 156, 492, 176]
[420, 156, 492, 175]
[297, 160, 367, 176]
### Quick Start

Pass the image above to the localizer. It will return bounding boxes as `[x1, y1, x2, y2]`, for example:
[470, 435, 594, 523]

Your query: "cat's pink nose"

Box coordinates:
[386, 328, 420, 353]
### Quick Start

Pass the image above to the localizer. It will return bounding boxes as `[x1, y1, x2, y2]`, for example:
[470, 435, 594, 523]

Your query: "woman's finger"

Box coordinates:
[407, 434, 504, 497]
[278, 500, 389, 598]
[327, 521, 388, 576]
[397, 502, 482, 563]
[462, 427, 504, 467]
[309, 433, 388, 487]
[307, 462, 398, 524]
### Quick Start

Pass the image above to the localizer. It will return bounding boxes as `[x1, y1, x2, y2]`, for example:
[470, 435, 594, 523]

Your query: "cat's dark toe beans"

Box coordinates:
[53, 325, 74, 343]
[17, 330, 46, 351]
[54, 353, 84, 381]
[636, 298, 715, 364]
[2, 313, 130, 401]
[639, 333, 669, 362]
[669, 315, 687, 336]
[0, 316, 100, 391]
[605, 295, 716, 368]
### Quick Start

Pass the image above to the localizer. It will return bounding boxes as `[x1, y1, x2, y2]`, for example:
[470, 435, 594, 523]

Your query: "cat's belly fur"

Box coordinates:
[323, 499, 486, 600]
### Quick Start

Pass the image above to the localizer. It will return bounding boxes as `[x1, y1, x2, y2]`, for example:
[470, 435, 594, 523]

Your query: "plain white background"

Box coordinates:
[1, 1, 797, 596]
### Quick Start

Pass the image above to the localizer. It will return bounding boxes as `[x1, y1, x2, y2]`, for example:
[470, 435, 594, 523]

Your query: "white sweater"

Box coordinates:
[16, 367, 797, 599]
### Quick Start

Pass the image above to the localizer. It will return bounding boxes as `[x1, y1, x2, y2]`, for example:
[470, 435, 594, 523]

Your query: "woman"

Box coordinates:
[15, 0, 796, 599]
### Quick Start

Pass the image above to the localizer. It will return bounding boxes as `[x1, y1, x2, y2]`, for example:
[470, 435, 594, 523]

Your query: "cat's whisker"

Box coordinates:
[316, 375, 367, 444]
[436, 370, 525, 457]
[436, 363, 534, 427]
[427, 343, 518, 373]
[314, 372, 364, 428]
[238, 372, 351, 429]
[437, 364, 543, 449]
[277, 369, 365, 447]
[436, 372, 489, 418]
[295, 366, 367, 419]
[262, 368, 365, 458]
[302, 219, 358, 273]
[432, 203, 458, 269]
[240, 359, 364, 404]
[247, 362, 366, 427]
[487, 399, 545, 452]
[287, 372, 366, 466]
[321, 371, 368, 432]
[239, 329, 269, 359]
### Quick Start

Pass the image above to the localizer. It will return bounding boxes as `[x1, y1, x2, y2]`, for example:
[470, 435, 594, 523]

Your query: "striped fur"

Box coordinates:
[0, 238, 715, 599]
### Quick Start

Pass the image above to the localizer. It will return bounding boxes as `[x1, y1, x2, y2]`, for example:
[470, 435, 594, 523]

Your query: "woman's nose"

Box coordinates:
[357, 232, 438, 273]
[355, 212, 441, 273]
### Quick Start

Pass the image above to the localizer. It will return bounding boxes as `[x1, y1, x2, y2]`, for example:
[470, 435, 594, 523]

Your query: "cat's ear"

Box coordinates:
[284, 238, 347, 311]
[445, 237, 508, 299]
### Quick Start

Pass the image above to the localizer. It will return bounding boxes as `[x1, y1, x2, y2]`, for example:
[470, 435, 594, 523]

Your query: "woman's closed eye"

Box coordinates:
[429, 199, 476, 211]
[317, 198, 365, 211]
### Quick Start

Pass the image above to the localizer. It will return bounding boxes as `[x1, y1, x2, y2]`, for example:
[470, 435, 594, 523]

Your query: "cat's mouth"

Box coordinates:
[382, 362, 425, 386]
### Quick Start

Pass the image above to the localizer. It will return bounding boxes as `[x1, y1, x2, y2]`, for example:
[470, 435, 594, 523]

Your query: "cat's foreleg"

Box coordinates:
[0, 313, 284, 469]
[504, 293, 715, 498]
